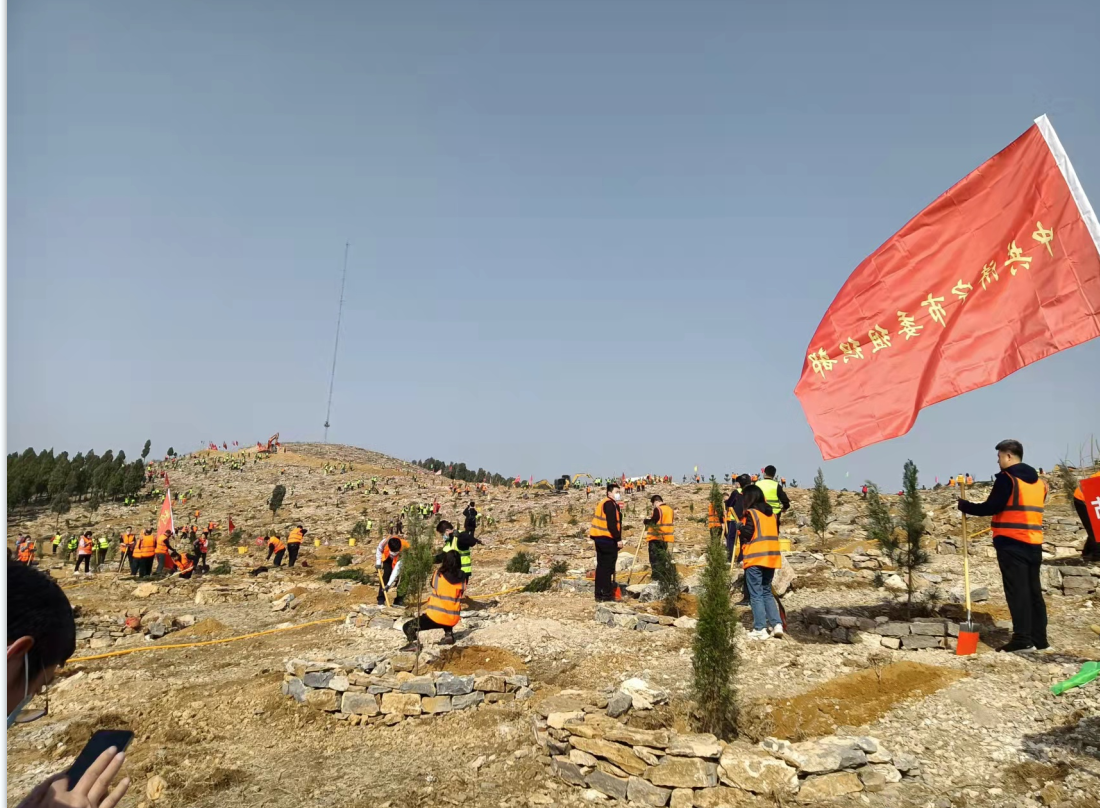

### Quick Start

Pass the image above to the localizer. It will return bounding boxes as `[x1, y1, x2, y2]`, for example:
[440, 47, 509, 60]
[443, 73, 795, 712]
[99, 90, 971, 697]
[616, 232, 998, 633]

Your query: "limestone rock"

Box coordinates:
[646, 757, 718, 789]
[667, 733, 722, 759]
[693, 786, 746, 807]
[585, 769, 629, 801]
[669, 788, 694, 808]
[796, 771, 863, 802]
[400, 676, 436, 697]
[633, 746, 661, 766]
[435, 673, 474, 696]
[571, 737, 648, 776]
[606, 690, 632, 718]
[452, 691, 484, 710]
[146, 774, 167, 801]
[719, 745, 798, 796]
[536, 693, 587, 717]
[883, 574, 907, 591]
[271, 593, 295, 611]
[421, 696, 452, 714]
[570, 749, 598, 767]
[474, 674, 507, 692]
[627, 776, 671, 807]
[892, 752, 920, 774]
[600, 723, 670, 749]
[858, 764, 901, 792]
[772, 737, 867, 773]
[673, 615, 698, 630]
[620, 677, 669, 711]
[286, 677, 306, 703]
[340, 692, 379, 716]
[548, 711, 585, 729]
[389, 652, 417, 672]
[553, 756, 587, 787]
[132, 582, 158, 599]
[380, 692, 422, 716]
[305, 688, 339, 712]
[302, 671, 334, 689]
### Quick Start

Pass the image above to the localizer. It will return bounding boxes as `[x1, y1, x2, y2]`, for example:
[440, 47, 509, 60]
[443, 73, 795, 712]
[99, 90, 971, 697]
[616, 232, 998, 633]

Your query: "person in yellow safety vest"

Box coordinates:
[589, 483, 623, 602]
[375, 536, 409, 606]
[436, 520, 481, 582]
[756, 466, 791, 532]
[75, 532, 95, 574]
[642, 495, 675, 576]
[957, 439, 1048, 653]
[400, 550, 466, 651]
[738, 485, 783, 640]
[134, 529, 158, 577]
[287, 525, 307, 567]
[1073, 470, 1100, 561]
[51, 534, 62, 556]
[95, 535, 110, 570]
[120, 529, 137, 575]
[17, 537, 36, 565]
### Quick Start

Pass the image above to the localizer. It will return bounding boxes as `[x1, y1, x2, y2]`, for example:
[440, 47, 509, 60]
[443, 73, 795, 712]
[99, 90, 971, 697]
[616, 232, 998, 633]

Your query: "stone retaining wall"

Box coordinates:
[75, 610, 192, 650]
[539, 710, 921, 803]
[804, 612, 960, 651]
[343, 603, 496, 633]
[595, 603, 697, 633]
[1041, 564, 1099, 596]
[281, 654, 531, 726]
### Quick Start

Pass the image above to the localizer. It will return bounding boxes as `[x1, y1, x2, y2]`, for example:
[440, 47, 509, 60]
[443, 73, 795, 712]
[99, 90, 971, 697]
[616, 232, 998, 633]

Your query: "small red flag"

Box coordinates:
[796, 115, 1100, 460]
[156, 490, 175, 543]
[228, 518, 235, 533]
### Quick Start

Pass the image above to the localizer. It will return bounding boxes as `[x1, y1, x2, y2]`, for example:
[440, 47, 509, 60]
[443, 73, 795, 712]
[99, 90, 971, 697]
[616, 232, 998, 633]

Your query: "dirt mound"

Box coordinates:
[745, 661, 966, 740]
[174, 618, 229, 638]
[429, 645, 527, 674]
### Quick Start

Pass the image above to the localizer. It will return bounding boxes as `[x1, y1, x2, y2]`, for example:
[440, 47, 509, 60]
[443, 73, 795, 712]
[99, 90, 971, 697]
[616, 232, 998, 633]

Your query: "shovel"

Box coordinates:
[377, 568, 393, 608]
[956, 481, 980, 655]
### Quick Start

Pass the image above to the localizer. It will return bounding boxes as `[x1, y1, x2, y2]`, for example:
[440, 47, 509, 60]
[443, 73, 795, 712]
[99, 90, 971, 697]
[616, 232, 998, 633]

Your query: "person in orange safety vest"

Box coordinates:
[400, 550, 465, 651]
[957, 439, 1048, 653]
[1073, 470, 1100, 561]
[738, 485, 783, 640]
[74, 531, 95, 574]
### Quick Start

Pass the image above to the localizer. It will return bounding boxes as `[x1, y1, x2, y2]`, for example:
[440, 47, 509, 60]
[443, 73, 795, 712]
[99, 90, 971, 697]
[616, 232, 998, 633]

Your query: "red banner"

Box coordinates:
[156, 490, 175, 542]
[796, 116, 1100, 460]
[1080, 477, 1100, 541]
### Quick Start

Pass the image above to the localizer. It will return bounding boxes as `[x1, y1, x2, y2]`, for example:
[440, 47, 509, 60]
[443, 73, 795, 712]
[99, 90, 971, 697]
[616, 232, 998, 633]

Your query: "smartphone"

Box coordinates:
[67, 730, 133, 787]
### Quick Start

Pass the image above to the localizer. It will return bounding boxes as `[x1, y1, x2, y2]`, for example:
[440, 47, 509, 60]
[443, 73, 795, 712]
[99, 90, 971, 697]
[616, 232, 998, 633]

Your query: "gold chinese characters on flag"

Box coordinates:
[796, 115, 1100, 460]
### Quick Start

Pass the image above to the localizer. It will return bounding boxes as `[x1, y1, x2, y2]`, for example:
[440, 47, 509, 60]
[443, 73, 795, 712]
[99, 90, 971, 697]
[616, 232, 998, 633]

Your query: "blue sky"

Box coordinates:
[8, 0, 1100, 489]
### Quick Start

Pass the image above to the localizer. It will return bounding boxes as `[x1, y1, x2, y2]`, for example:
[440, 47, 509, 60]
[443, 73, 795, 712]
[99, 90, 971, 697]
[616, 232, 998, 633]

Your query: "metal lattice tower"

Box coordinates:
[323, 242, 349, 443]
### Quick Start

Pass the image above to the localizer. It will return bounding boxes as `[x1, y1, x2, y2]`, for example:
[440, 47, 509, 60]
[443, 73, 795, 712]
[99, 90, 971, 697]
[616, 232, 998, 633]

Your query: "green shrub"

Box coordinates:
[506, 551, 534, 573]
[550, 560, 568, 575]
[335, 553, 353, 567]
[210, 561, 232, 576]
[692, 524, 739, 739]
[320, 568, 370, 583]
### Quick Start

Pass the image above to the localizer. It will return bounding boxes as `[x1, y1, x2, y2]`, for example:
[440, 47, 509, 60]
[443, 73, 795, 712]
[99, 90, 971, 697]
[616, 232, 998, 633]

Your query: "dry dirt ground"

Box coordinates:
[7, 445, 1100, 808]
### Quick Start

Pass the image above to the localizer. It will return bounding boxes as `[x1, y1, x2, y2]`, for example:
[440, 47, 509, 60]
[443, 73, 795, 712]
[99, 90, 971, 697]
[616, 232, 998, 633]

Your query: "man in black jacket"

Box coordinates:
[462, 502, 478, 537]
[958, 439, 1049, 653]
[590, 483, 623, 602]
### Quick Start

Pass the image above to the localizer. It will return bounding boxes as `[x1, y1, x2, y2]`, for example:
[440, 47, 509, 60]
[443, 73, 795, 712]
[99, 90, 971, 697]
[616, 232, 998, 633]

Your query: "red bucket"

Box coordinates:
[956, 625, 980, 656]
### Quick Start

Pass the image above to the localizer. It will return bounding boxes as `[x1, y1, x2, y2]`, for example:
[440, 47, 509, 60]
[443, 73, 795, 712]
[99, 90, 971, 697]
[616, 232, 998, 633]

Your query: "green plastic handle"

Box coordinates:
[1051, 661, 1100, 696]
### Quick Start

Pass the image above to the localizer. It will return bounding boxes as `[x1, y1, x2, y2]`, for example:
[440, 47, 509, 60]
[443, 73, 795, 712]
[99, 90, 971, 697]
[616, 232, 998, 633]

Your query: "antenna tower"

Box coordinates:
[323, 242, 349, 443]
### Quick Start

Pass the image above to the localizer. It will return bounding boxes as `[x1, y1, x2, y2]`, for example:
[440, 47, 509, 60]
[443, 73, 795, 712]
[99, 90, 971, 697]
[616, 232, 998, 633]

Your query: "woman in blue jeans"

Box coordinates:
[738, 485, 783, 640]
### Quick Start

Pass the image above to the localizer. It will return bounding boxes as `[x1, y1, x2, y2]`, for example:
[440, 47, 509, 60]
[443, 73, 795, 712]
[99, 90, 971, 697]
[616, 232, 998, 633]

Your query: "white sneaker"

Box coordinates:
[746, 628, 770, 641]
[770, 625, 785, 638]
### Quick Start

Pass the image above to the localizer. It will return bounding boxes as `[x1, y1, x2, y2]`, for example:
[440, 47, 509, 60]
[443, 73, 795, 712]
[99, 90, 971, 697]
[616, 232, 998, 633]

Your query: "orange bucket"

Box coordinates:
[956, 625, 979, 656]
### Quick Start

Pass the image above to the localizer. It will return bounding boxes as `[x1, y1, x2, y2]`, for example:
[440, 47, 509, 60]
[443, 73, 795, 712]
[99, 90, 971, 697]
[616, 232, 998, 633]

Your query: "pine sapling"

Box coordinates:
[691, 524, 739, 738]
[810, 468, 833, 550]
[878, 460, 929, 616]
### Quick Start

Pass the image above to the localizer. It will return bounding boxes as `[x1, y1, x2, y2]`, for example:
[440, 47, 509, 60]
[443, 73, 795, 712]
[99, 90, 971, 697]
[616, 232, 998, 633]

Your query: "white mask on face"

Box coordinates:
[7, 656, 30, 729]
[611, 492, 621, 501]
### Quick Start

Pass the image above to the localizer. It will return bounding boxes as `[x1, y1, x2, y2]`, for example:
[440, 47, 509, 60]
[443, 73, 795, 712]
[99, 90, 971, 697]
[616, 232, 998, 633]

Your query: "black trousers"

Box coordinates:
[647, 540, 671, 571]
[127, 551, 137, 575]
[996, 544, 1048, 646]
[377, 558, 394, 604]
[196, 551, 207, 569]
[138, 557, 155, 577]
[1076, 498, 1097, 556]
[403, 613, 454, 639]
[273, 549, 286, 567]
[594, 541, 619, 601]
[287, 544, 300, 566]
[74, 554, 91, 572]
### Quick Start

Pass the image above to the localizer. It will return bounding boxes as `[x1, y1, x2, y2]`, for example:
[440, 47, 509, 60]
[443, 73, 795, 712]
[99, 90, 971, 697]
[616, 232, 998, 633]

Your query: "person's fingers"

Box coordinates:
[74, 747, 118, 796]
[88, 751, 125, 804]
[16, 773, 65, 808]
[98, 777, 130, 808]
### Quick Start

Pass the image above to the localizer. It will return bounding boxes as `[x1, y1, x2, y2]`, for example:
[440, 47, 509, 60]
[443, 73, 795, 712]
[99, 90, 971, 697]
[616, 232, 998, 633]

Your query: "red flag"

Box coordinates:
[796, 115, 1100, 460]
[156, 490, 175, 543]
[1080, 477, 1100, 540]
[228, 518, 235, 533]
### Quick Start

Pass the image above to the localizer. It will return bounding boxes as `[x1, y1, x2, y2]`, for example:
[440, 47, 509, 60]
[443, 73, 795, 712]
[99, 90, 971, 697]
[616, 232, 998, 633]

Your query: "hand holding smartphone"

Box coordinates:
[17, 730, 131, 808]
[67, 730, 133, 787]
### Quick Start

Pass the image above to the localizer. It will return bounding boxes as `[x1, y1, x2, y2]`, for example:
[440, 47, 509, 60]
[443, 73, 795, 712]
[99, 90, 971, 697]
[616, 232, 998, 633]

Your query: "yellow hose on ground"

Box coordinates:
[67, 617, 343, 663]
